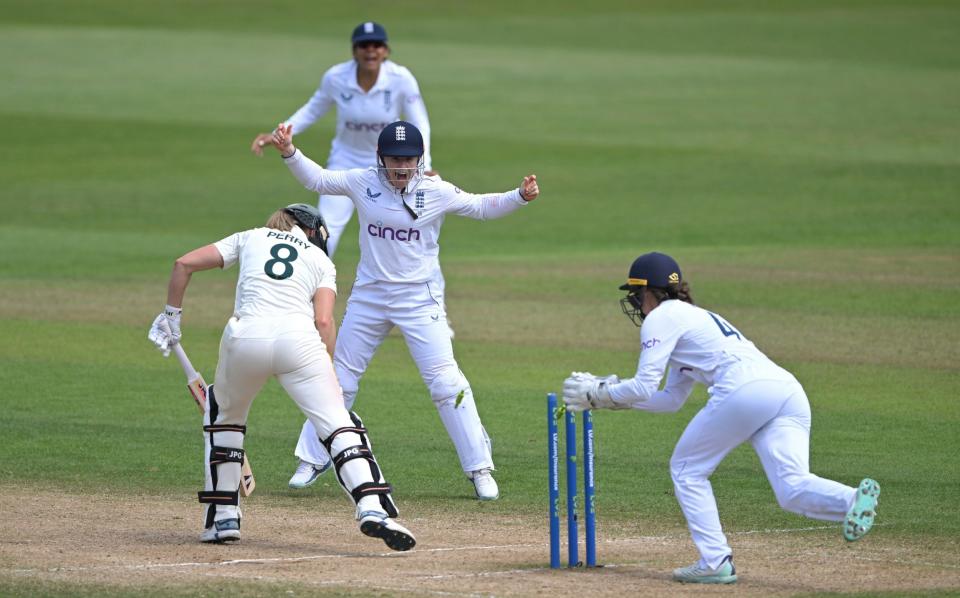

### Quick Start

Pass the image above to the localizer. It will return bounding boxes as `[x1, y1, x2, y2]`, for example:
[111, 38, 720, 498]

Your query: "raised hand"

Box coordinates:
[271, 123, 295, 157]
[520, 174, 539, 201]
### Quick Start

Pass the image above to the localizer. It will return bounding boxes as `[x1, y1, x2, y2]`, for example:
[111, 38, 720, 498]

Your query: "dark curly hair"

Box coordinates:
[647, 281, 694, 305]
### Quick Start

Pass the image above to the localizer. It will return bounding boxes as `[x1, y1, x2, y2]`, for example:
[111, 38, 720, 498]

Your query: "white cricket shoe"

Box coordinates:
[470, 468, 499, 501]
[200, 518, 241, 544]
[288, 459, 331, 489]
[673, 555, 737, 584]
[358, 510, 416, 552]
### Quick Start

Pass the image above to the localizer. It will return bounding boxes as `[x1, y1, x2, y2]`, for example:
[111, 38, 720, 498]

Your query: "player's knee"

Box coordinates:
[669, 456, 711, 487]
[426, 368, 469, 405]
[775, 474, 809, 512]
[669, 458, 687, 485]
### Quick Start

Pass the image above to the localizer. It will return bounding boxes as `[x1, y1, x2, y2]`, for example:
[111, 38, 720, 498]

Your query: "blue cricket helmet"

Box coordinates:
[620, 252, 682, 290]
[377, 121, 424, 158]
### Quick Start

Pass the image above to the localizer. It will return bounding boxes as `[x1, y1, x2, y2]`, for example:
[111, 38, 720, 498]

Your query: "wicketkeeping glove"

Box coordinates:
[562, 371, 625, 412]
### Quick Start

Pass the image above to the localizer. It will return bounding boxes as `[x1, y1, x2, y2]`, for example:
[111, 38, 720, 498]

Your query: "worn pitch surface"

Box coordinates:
[2, 489, 958, 597]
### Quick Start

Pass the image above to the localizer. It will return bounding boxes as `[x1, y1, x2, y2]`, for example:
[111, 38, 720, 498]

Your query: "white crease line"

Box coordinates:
[852, 555, 960, 570]
[605, 522, 892, 544]
[3, 522, 904, 577]
[9, 543, 539, 574]
[199, 570, 493, 598]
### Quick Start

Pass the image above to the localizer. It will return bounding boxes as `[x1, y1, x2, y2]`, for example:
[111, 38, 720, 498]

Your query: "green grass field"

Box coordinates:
[1, 1, 958, 596]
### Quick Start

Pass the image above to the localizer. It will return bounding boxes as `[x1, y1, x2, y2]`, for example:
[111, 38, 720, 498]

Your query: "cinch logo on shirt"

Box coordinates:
[642, 338, 660, 350]
[346, 121, 388, 132]
[368, 221, 421, 242]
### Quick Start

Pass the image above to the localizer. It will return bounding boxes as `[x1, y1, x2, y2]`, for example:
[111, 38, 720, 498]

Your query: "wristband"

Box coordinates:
[164, 304, 182, 317]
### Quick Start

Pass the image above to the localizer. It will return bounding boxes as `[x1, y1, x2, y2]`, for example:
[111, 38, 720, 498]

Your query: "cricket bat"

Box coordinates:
[165, 336, 256, 497]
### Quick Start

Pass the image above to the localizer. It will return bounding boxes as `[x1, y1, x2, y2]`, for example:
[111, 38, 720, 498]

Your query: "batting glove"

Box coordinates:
[148, 314, 172, 357]
[162, 305, 182, 345]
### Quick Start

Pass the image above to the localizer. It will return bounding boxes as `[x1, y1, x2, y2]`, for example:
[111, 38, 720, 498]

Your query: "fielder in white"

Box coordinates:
[251, 21, 434, 258]
[147, 203, 415, 550]
[563, 252, 880, 584]
[269, 120, 540, 500]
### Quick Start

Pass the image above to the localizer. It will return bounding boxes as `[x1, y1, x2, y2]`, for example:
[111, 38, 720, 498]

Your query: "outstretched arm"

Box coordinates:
[446, 174, 540, 220]
[270, 123, 354, 197]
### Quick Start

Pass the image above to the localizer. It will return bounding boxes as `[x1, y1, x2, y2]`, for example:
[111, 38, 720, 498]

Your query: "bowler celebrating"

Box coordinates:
[270, 120, 539, 500]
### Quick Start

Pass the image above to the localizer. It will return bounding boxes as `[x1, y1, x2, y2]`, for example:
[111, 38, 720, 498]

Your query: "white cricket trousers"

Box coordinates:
[208, 316, 355, 519]
[669, 379, 857, 569]
[295, 279, 494, 474]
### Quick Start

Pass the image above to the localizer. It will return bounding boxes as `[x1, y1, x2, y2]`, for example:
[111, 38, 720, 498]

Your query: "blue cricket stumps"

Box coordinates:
[548, 393, 598, 569]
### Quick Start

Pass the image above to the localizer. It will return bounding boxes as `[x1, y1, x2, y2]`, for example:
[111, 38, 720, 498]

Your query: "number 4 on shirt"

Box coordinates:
[709, 312, 742, 340]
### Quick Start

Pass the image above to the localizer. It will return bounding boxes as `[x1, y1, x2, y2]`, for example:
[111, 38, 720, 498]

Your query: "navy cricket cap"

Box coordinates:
[377, 121, 424, 157]
[352, 21, 388, 44]
[620, 252, 682, 290]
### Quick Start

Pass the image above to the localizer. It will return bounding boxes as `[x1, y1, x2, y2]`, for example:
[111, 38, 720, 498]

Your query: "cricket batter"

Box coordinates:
[250, 21, 433, 257]
[269, 120, 540, 501]
[563, 252, 880, 584]
[148, 204, 415, 550]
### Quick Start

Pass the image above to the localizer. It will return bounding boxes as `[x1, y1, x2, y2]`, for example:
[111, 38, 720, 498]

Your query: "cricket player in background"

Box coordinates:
[250, 21, 434, 258]
[562, 252, 880, 584]
[269, 120, 540, 501]
[148, 204, 415, 550]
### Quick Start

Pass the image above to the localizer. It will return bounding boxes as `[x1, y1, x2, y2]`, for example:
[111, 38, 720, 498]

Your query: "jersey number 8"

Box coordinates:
[264, 243, 299, 280]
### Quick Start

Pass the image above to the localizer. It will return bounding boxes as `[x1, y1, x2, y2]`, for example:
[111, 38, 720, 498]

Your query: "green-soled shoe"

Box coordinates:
[844, 478, 880, 541]
[673, 555, 738, 584]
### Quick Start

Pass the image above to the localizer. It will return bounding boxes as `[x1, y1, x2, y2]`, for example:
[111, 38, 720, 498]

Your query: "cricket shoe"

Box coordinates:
[358, 511, 416, 552]
[200, 518, 241, 544]
[288, 459, 332, 489]
[673, 555, 738, 584]
[470, 468, 499, 501]
[844, 478, 881, 541]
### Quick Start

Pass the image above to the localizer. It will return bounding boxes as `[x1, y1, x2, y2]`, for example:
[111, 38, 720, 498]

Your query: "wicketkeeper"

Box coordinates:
[148, 203, 415, 550]
[562, 252, 880, 583]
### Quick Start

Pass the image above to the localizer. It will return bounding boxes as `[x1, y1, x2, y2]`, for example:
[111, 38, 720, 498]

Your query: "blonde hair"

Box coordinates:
[265, 209, 297, 231]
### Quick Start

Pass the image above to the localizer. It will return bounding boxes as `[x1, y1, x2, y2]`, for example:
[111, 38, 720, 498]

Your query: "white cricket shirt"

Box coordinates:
[214, 225, 337, 324]
[283, 150, 528, 284]
[286, 59, 432, 170]
[609, 300, 796, 411]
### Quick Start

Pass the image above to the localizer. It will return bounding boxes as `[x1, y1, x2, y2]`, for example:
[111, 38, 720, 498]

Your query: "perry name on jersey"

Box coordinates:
[214, 226, 337, 324]
[283, 151, 527, 285]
